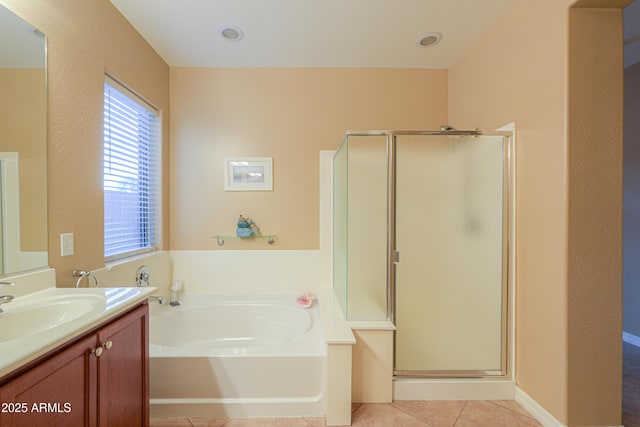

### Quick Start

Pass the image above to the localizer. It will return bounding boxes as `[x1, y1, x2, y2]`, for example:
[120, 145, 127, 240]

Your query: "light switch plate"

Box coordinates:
[60, 233, 74, 256]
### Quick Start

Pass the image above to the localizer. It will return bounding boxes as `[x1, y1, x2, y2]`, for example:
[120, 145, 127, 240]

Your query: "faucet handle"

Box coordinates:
[135, 266, 150, 287]
[0, 282, 15, 290]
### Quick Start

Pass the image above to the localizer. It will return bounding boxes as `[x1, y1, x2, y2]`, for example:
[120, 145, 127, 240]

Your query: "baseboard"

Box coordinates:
[515, 387, 624, 427]
[515, 387, 565, 427]
[623, 331, 640, 348]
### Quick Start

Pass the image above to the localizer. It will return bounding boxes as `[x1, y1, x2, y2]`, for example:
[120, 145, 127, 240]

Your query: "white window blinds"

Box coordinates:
[103, 76, 160, 261]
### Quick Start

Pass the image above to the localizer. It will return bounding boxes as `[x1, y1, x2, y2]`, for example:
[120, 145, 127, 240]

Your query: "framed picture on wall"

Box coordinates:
[224, 157, 273, 191]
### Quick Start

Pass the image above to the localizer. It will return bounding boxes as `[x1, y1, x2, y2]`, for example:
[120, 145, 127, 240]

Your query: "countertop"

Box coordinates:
[0, 286, 158, 380]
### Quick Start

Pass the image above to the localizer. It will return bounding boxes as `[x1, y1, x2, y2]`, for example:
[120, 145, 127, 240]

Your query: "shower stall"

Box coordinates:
[333, 130, 511, 377]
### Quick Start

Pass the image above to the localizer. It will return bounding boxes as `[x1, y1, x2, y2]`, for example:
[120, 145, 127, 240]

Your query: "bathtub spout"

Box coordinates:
[149, 295, 164, 304]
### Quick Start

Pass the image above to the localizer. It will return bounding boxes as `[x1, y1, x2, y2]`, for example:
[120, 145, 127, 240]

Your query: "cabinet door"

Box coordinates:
[97, 304, 149, 427]
[0, 334, 98, 427]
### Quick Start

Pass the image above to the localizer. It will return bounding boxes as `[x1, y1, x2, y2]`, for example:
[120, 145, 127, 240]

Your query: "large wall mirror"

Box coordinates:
[0, 4, 47, 275]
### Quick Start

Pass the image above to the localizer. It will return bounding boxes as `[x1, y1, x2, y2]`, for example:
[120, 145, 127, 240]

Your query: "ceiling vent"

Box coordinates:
[219, 26, 244, 41]
[417, 32, 442, 48]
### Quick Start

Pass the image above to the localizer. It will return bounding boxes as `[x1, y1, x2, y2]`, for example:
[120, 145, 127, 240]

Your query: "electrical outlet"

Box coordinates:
[60, 233, 74, 256]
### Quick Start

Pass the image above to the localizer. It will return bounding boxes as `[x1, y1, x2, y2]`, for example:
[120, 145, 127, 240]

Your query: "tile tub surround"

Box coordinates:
[150, 400, 542, 426]
[170, 250, 322, 295]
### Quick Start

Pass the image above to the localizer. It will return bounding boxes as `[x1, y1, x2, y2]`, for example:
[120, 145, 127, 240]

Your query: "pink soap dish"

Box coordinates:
[296, 291, 314, 308]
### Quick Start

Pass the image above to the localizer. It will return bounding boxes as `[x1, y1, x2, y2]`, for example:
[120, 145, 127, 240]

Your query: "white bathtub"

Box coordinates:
[148, 295, 326, 418]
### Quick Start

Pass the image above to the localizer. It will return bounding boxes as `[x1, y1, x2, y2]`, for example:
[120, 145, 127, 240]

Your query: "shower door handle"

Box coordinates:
[393, 250, 400, 264]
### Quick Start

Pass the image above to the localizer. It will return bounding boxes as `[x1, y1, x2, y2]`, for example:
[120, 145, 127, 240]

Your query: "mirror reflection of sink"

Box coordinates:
[0, 294, 106, 342]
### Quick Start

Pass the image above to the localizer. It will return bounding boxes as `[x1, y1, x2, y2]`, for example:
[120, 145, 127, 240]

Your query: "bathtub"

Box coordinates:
[148, 295, 326, 418]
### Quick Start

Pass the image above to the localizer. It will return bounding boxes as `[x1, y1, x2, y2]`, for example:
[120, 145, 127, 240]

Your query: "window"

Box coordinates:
[103, 76, 160, 261]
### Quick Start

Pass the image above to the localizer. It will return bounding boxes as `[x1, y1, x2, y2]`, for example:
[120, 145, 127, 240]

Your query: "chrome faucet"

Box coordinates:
[0, 282, 15, 313]
[135, 265, 150, 287]
[148, 295, 163, 304]
[0, 295, 14, 312]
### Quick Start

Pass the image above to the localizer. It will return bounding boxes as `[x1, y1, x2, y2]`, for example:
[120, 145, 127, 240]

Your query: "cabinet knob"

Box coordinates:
[103, 340, 113, 350]
[93, 346, 103, 358]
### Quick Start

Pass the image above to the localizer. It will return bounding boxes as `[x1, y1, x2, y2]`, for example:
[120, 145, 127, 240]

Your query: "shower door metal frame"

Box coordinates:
[345, 129, 512, 378]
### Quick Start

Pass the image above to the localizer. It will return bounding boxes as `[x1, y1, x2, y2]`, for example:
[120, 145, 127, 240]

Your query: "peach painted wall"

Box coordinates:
[0, 0, 170, 285]
[449, 0, 570, 417]
[567, 8, 623, 424]
[449, 0, 625, 424]
[170, 68, 447, 250]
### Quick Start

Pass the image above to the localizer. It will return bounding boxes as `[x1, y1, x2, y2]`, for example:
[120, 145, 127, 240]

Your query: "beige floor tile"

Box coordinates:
[150, 417, 193, 427]
[224, 418, 314, 427]
[456, 401, 542, 427]
[351, 403, 428, 426]
[490, 400, 537, 419]
[391, 400, 466, 427]
[188, 417, 231, 426]
[303, 416, 327, 427]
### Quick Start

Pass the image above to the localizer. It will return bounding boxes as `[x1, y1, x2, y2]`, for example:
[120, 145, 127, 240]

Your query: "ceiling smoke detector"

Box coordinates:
[417, 32, 442, 48]
[219, 26, 244, 41]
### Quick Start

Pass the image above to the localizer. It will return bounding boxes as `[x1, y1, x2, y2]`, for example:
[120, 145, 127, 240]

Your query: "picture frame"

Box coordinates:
[223, 157, 273, 191]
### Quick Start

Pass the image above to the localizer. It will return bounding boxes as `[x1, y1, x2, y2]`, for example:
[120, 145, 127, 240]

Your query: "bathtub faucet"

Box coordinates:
[0, 295, 14, 313]
[135, 265, 150, 287]
[0, 282, 15, 313]
[149, 295, 163, 304]
[0, 282, 16, 313]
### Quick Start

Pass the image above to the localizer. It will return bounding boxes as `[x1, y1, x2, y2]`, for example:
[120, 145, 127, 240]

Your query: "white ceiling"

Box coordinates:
[3, 1, 638, 70]
[109, 0, 517, 69]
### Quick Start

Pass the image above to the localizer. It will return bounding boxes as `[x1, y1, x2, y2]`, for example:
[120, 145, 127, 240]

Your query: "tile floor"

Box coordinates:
[150, 400, 542, 426]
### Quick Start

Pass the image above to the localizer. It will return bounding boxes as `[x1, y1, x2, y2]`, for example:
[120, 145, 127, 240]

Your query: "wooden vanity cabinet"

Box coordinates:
[96, 303, 149, 426]
[0, 303, 149, 427]
[0, 334, 97, 426]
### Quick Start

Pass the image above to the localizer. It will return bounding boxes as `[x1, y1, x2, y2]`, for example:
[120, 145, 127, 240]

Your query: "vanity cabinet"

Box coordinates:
[96, 303, 148, 426]
[0, 303, 149, 427]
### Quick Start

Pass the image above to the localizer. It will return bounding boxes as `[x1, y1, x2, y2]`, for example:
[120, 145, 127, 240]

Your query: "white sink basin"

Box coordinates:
[0, 294, 105, 342]
[0, 286, 157, 380]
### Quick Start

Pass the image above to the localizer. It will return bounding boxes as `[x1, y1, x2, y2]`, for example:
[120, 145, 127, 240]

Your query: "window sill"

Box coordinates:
[104, 250, 166, 271]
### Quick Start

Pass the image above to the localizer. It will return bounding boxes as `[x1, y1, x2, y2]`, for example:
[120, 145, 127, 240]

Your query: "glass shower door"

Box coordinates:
[394, 134, 508, 375]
